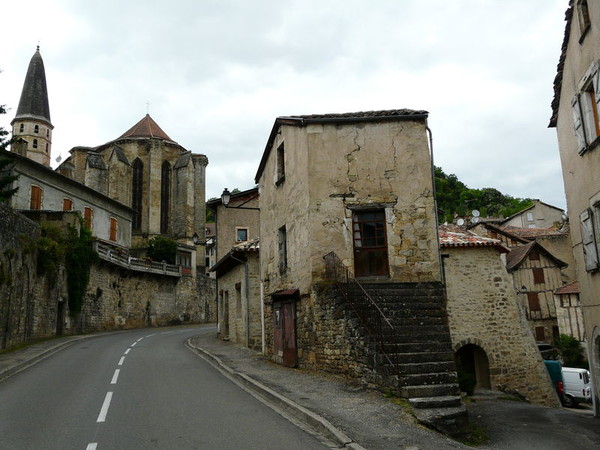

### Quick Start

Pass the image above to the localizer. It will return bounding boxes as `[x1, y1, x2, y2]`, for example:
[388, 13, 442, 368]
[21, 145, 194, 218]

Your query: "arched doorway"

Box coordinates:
[455, 344, 491, 392]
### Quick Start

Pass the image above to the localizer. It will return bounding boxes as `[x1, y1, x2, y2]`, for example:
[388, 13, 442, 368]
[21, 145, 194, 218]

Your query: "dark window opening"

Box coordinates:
[527, 292, 541, 311]
[535, 326, 545, 342]
[160, 161, 171, 234]
[529, 249, 540, 261]
[532, 267, 545, 284]
[276, 143, 285, 184]
[236, 228, 248, 242]
[19, 123, 24, 133]
[278, 225, 287, 273]
[353, 209, 389, 277]
[132, 158, 143, 231]
[32, 139, 38, 149]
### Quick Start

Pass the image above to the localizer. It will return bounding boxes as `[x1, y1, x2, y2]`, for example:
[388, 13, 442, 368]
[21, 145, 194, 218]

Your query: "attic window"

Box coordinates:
[577, 0, 591, 42]
[276, 142, 285, 186]
[529, 249, 540, 261]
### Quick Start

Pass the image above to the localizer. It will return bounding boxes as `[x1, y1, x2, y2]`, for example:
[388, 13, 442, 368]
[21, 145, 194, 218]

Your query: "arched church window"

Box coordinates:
[160, 161, 171, 234]
[132, 158, 143, 231]
[34, 124, 39, 134]
[33, 139, 38, 149]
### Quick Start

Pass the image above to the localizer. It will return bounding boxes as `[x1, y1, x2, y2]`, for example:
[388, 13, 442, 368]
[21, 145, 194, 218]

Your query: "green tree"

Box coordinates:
[555, 334, 588, 368]
[0, 100, 19, 202]
[147, 236, 177, 264]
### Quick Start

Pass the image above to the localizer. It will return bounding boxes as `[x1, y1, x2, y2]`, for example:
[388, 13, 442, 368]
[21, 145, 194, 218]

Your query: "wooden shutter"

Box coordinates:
[594, 69, 600, 126]
[109, 218, 117, 241]
[527, 292, 541, 311]
[30, 186, 42, 210]
[62, 198, 73, 211]
[572, 95, 588, 153]
[580, 208, 599, 271]
[532, 267, 545, 284]
[535, 326, 545, 342]
[84, 207, 93, 230]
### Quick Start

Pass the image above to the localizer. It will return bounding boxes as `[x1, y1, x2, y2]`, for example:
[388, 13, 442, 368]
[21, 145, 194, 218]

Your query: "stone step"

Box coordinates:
[391, 351, 455, 364]
[397, 371, 458, 387]
[400, 383, 460, 398]
[409, 395, 462, 409]
[382, 342, 454, 354]
[395, 361, 456, 375]
[412, 405, 469, 438]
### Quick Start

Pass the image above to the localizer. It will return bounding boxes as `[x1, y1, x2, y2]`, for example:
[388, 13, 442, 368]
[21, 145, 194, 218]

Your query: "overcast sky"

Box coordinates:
[0, 0, 569, 210]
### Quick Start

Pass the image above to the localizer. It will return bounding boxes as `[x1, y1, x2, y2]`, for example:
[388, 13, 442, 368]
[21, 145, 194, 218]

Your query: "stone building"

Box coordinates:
[501, 199, 566, 229]
[549, 0, 600, 415]
[506, 241, 567, 344]
[439, 225, 559, 406]
[254, 110, 465, 434]
[207, 188, 261, 349]
[10, 47, 54, 167]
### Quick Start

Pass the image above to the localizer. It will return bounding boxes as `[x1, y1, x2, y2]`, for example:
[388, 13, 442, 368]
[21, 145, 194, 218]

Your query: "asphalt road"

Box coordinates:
[0, 326, 329, 450]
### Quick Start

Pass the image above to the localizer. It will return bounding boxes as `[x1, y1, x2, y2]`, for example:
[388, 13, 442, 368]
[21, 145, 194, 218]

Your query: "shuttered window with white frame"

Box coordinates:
[580, 208, 599, 271]
[573, 64, 600, 153]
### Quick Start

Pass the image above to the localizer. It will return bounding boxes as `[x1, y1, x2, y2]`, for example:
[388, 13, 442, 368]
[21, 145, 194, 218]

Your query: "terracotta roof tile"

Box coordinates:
[502, 225, 567, 239]
[118, 114, 173, 141]
[439, 225, 508, 252]
[554, 281, 579, 295]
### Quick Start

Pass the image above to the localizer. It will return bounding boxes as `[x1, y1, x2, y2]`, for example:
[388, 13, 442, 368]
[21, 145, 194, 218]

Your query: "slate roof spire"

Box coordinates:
[13, 46, 52, 126]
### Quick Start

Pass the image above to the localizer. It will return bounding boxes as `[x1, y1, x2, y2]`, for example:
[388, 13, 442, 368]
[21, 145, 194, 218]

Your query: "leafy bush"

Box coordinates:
[555, 334, 588, 368]
[147, 236, 177, 264]
[457, 368, 476, 396]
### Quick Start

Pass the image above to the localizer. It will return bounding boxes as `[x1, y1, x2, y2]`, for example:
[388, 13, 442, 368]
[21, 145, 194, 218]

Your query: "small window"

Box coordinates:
[62, 198, 73, 211]
[45, 143, 49, 154]
[33, 139, 38, 149]
[83, 207, 93, 230]
[236, 227, 248, 242]
[529, 249, 540, 261]
[278, 225, 287, 273]
[577, 0, 591, 39]
[109, 217, 118, 241]
[46, 129, 49, 137]
[19, 123, 24, 133]
[276, 142, 285, 185]
[532, 267, 545, 284]
[527, 212, 534, 222]
[30, 185, 42, 210]
[527, 292, 541, 311]
[535, 326, 545, 342]
[34, 124, 39, 134]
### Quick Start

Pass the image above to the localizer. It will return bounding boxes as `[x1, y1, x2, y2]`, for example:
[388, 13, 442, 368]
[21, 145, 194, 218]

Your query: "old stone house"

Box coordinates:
[506, 241, 567, 344]
[207, 188, 261, 349]
[254, 110, 466, 434]
[501, 199, 565, 229]
[549, 0, 600, 415]
[554, 281, 586, 344]
[439, 225, 559, 406]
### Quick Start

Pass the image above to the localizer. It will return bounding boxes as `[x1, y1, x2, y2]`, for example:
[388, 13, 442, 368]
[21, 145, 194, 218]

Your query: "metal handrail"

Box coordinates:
[323, 251, 396, 371]
[94, 241, 182, 277]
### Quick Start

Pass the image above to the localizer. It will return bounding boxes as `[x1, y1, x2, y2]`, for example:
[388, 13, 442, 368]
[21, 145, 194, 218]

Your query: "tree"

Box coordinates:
[555, 334, 588, 369]
[147, 236, 177, 264]
[0, 99, 19, 202]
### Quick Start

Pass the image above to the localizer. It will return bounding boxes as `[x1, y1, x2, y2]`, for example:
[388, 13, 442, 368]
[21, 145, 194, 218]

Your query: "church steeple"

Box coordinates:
[11, 46, 54, 167]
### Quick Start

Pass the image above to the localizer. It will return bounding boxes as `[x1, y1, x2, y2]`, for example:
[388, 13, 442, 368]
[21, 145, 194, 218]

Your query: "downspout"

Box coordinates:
[260, 281, 265, 355]
[426, 122, 445, 286]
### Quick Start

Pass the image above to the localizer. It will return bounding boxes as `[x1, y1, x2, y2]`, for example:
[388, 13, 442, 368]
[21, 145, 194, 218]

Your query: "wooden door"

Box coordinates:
[273, 299, 297, 367]
[353, 210, 389, 277]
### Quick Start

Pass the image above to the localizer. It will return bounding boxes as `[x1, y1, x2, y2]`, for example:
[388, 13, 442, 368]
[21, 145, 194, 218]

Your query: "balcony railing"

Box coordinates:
[93, 240, 183, 277]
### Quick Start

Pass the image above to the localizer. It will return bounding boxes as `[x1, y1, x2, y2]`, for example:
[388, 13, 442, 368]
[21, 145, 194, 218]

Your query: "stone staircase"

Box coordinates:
[347, 281, 468, 437]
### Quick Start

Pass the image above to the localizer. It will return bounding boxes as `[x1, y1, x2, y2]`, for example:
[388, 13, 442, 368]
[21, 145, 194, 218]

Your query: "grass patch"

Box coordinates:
[496, 395, 525, 402]
[389, 397, 413, 413]
[458, 422, 489, 447]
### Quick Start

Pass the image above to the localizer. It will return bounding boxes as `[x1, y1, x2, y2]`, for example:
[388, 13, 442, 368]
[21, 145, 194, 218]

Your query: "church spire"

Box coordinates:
[11, 46, 54, 167]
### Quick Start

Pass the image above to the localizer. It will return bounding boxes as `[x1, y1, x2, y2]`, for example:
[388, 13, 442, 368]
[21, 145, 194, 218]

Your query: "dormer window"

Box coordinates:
[34, 125, 39, 134]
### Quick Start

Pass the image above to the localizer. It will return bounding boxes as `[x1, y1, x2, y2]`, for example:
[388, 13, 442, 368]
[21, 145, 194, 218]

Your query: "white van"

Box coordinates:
[561, 367, 592, 406]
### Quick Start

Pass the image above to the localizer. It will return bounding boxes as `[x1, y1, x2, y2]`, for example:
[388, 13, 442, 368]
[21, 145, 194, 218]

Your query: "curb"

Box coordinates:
[185, 338, 366, 450]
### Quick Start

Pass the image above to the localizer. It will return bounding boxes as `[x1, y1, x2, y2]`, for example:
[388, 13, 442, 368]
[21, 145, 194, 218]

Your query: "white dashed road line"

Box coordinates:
[110, 369, 120, 385]
[97, 392, 113, 423]
[118, 356, 125, 366]
[86, 443, 97, 450]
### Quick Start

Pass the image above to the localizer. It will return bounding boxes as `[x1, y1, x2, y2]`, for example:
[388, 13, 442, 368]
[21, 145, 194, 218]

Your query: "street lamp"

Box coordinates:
[221, 188, 260, 210]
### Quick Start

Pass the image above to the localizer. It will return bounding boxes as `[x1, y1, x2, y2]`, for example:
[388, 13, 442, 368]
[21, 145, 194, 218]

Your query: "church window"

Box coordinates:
[33, 139, 38, 149]
[30, 185, 42, 210]
[132, 158, 143, 231]
[34, 124, 39, 134]
[46, 129, 49, 137]
[19, 124, 24, 133]
[160, 161, 171, 234]
[84, 207, 93, 230]
[45, 143, 48, 153]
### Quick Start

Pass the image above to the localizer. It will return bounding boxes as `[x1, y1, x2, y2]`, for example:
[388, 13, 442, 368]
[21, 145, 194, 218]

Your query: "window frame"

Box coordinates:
[30, 185, 43, 210]
[83, 206, 94, 230]
[278, 225, 288, 274]
[532, 267, 545, 284]
[236, 227, 249, 242]
[573, 64, 600, 154]
[109, 217, 118, 242]
[275, 142, 285, 186]
[62, 197, 73, 211]
[527, 292, 541, 312]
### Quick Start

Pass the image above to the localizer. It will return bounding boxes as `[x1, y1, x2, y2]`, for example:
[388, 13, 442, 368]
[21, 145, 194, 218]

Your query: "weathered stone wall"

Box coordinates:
[443, 245, 560, 407]
[1, 205, 216, 350]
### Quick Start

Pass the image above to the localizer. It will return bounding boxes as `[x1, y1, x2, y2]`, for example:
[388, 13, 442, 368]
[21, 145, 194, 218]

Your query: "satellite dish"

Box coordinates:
[457, 218, 465, 226]
[471, 217, 480, 224]
[472, 210, 480, 217]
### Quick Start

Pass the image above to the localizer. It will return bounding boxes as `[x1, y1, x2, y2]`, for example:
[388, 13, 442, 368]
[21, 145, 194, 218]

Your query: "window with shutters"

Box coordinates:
[527, 292, 541, 311]
[577, 0, 591, 41]
[30, 185, 42, 210]
[109, 217, 118, 241]
[532, 267, 545, 284]
[62, 198, 73, 211]
[580, 208, 599, 271]
[572, 64, 600, 154]
[84, 207, 93, 230]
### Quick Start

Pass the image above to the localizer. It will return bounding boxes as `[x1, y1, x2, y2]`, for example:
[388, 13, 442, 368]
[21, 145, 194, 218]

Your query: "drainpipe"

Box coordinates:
[260, 281, 265, 354]
[426, 122, 445, 286]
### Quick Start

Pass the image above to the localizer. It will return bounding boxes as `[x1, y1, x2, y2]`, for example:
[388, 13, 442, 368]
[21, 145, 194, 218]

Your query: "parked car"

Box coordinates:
[544, 360, 565, 404]
[561, 367, 592, 407]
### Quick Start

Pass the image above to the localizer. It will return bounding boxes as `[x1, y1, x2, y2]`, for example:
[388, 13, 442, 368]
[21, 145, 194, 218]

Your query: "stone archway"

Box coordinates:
[455, 343, 491, 390]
